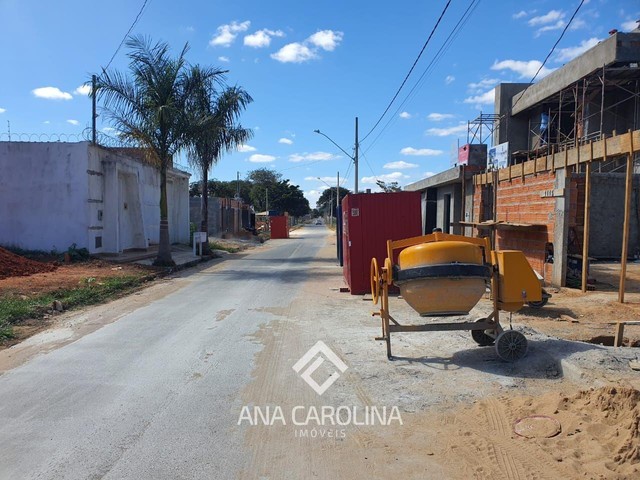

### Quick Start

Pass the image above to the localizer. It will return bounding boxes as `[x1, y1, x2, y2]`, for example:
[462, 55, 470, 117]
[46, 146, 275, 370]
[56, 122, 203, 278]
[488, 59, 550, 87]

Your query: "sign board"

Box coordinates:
[488, 142, 509, 170]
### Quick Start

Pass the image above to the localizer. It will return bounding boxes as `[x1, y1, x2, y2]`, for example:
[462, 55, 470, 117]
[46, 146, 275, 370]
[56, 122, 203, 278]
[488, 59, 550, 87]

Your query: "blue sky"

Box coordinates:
[1, 0, 638, 207]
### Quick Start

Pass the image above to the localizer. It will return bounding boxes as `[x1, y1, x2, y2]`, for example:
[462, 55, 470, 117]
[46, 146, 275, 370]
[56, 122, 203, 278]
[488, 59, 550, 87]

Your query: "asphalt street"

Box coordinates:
[0, 226, 328, 479]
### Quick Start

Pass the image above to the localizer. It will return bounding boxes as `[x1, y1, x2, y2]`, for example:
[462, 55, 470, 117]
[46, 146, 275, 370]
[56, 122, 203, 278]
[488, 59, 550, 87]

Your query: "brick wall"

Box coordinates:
[495, 172, 556, 280]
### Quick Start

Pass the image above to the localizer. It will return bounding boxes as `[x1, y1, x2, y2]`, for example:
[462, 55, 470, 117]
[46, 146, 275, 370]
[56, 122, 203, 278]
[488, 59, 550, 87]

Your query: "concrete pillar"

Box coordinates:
[552, 168, 571, 286]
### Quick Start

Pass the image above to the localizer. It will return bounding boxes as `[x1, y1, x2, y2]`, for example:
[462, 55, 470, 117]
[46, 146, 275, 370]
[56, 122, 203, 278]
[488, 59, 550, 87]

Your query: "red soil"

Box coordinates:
[0, 247, 57, 280]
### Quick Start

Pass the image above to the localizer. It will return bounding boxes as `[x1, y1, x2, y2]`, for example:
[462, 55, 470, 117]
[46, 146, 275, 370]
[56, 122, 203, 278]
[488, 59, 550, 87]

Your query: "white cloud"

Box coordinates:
[218, 56, 230, 63]
[400, 147, 443, 156]
[528, 10, 564, 26]
[423, 171, 436, 178]
[536, 20, 566, 36]
[43, 120, 50, 124]
[463, 89, 495, 106]
[361, 172, 409, 185]
[513, 10, 527, 19]
[383, 161, 419, 169]
[249, 153, 276, 163]
[74, 84, 91, 96]
[445, 75, 455, 85]
[555, 37, 601, 62]
[399, 112, 412, 119]
[32, 86, 73, 100]
[467, 78, 499, 93]
[102, 127, 116, 133]
[278, 138, 293, 145]
[67, 119, 79, 126]
[569, 18, 587, 30]
[621, 19, 638, 31]
[491, 59, 554, 79]
[209, 20, 251, 47]
[244, 29, 284, 48]
[426, 124, 468, 137]
[271, 43, 317, 63]
[305, 189, 322, 206]
[307, 30, 343, 51]
[427, 113, 454, 121]
[289, 151, 338, 162]
[0, 108, 5, 114]
[237, 144, 257, 152]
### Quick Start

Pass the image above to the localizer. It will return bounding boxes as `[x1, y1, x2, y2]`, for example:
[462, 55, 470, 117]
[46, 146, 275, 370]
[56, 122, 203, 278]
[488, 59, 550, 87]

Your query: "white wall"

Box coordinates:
[0, 142, 90, 252]
[0, 142, 191, 254]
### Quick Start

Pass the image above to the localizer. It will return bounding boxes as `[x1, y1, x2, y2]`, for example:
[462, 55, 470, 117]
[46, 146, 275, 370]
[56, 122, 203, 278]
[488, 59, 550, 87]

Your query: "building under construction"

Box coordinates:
[409, 30, 640, 297]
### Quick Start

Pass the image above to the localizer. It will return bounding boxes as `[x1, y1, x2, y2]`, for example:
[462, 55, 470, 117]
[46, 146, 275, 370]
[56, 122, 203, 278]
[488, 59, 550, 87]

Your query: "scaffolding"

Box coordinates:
[467, 112, 501, 146]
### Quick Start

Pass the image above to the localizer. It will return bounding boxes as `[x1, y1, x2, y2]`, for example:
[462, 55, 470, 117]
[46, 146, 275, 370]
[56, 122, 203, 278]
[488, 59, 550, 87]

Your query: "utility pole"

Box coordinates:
[354, 117, 359, 194]
[236, 171, 240, 199]
[329, 188, 333, 226]
[265, 188, 269, 212]
[336, 171, 340, 210]
[91, 75, 97, 144]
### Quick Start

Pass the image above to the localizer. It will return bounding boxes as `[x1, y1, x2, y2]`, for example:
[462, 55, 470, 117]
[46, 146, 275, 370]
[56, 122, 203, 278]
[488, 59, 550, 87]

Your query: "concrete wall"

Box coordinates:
[0, 142, 91, 252]
[494, 83, 529, 155]
[436, 184, 462, 234]
[190, 197, 222, 236]
[585, 173, 640, 258]
[0, 142, 190, 254]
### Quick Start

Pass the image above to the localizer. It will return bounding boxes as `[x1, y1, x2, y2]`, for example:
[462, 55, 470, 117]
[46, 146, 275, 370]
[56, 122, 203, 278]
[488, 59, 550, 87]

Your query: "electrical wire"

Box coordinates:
[363, 0, 480, 155]
[103, 0, 151, 72]
[360, 0, 453, 143]
[511, 0, 585, 112]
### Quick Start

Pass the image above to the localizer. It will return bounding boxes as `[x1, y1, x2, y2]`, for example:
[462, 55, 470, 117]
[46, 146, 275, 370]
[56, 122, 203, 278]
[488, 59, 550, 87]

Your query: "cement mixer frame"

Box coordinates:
[371, 232, 536, 361]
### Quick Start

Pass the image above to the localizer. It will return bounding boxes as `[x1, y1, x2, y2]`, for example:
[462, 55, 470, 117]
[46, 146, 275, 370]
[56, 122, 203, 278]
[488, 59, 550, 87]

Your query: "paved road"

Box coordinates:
[0, 226, 328, 480]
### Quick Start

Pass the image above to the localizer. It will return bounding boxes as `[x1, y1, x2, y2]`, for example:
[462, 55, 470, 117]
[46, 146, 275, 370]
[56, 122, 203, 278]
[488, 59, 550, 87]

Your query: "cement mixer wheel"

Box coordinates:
[471, 319, 495, 346]
[370, 257, 381, 305]
[495, 330, 528, 362]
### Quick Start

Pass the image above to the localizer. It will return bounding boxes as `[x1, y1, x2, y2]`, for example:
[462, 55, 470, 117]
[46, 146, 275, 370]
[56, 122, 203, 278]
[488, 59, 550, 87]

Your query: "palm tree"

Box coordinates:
[96, 36, 224, 266]
[186, 68, 253, 252]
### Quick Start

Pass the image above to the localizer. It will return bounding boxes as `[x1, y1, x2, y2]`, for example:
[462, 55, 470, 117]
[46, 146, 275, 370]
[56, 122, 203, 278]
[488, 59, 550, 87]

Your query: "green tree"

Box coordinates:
[247, 168, 282, 211]
[97, 36, 210, 266]
[185, 67, 253, 252]
[376, 180, 402, 192]
[316, 186, 351, 214]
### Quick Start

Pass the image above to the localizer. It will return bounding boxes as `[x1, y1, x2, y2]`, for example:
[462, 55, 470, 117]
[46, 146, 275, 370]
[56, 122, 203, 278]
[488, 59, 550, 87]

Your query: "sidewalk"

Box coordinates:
[96, 244, 207, 269]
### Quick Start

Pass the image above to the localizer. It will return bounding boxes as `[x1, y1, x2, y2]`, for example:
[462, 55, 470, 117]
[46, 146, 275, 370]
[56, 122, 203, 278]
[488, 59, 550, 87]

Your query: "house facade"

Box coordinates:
[0, 141, 190, 254]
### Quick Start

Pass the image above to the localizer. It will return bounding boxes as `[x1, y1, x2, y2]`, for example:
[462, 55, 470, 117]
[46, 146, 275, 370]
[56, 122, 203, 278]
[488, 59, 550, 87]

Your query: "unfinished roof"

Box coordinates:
[404, 166, 463, 192]
[511, 32, 640, 115]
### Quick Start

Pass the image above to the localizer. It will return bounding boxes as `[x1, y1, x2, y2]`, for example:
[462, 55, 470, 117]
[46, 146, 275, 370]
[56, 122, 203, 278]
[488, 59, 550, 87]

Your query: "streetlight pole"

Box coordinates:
[314, 116, 359, 194]
[317, 176, 338, 226]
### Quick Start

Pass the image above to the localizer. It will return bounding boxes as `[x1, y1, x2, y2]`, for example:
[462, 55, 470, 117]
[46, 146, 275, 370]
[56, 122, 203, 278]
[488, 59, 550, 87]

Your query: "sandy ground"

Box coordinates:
[2, 229, 639, 479]
[235, 233, 640, 479]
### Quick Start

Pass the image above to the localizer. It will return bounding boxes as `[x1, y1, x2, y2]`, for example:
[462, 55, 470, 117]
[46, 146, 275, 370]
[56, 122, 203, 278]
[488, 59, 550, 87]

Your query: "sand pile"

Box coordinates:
[435, 386, 640, 480]
[0, 247, 57, 280]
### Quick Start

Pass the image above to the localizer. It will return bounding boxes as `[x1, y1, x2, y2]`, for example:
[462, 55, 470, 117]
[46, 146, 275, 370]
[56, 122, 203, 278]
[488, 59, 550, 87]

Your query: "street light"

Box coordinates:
[313, 117, 359, 193]
[317, 176, 338, 226]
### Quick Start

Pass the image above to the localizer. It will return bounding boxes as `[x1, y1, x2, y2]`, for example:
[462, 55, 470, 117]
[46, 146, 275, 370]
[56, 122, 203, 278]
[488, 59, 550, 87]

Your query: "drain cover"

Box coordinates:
[513, 415, 561, 438]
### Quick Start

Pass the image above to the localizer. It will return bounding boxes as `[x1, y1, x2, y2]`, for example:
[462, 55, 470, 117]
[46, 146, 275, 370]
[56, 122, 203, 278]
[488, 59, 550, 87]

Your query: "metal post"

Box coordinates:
[265, 188, 268, 212]
[581, 142, 592, 293]
[354, 117, 359, 194]
[329, 188, 333, 226]
[619, 131, 635, 303]
[91, 74, 97, 144]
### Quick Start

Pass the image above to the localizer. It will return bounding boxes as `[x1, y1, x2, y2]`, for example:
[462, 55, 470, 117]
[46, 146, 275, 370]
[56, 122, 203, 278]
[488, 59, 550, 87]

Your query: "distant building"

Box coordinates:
[0, 141, 190, 254]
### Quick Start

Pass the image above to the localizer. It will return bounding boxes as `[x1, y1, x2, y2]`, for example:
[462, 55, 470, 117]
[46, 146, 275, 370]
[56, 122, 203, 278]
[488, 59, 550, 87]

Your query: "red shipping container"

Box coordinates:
[270, 216, 289, 239]
[342, 192, 422, 295]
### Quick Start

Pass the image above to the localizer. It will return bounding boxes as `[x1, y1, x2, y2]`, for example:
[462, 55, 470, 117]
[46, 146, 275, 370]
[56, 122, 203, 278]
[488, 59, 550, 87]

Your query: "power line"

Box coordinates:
[511, 0, 585, 112]
[363, 0, 480, 155]
[103, 0, 151, 72]
[360, 0, 453, 143]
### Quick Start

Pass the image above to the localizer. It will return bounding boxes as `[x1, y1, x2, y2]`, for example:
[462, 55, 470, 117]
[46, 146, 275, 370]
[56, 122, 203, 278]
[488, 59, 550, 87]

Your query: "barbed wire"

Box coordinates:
[0, 132, 85, 143]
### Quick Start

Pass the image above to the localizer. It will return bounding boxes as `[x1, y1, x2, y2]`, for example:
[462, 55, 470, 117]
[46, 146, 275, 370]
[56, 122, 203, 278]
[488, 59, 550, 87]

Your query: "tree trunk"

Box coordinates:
[154, 161, 176, 266]
[200, 166, 211, 255]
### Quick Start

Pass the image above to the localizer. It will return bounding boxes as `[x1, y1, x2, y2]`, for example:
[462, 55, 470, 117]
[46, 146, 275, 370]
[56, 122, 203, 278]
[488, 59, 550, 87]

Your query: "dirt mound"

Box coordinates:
[0, 247, 57, 280]
[434, 386, 640, 479]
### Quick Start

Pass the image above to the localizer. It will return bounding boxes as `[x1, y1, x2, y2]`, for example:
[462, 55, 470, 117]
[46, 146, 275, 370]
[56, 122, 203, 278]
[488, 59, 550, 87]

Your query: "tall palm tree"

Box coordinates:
[186, 68, 253, 252]
[96, 36, 224, 266]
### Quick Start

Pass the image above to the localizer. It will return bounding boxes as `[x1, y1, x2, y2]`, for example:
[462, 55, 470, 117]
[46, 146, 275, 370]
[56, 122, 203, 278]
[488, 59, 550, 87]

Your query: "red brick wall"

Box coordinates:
[494, 172, 556, 282]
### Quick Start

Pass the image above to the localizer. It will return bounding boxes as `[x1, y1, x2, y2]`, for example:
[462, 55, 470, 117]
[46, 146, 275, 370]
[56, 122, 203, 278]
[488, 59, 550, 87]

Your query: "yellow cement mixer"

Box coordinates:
[370, 232, 544, 361]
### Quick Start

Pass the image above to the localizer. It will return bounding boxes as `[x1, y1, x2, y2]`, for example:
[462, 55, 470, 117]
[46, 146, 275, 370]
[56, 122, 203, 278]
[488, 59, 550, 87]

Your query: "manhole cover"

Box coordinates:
[513, 415, 561, 438]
